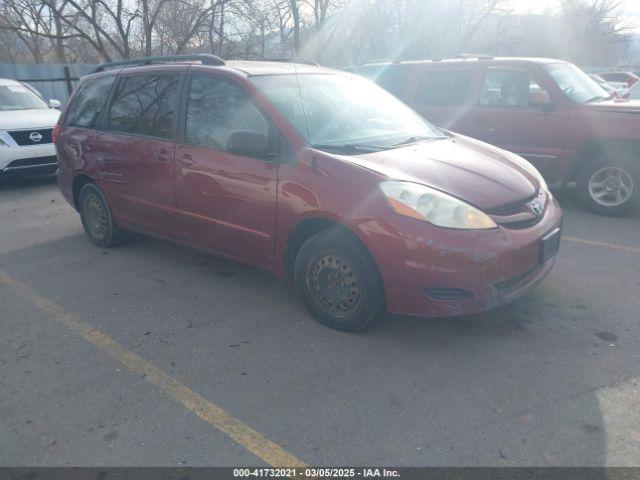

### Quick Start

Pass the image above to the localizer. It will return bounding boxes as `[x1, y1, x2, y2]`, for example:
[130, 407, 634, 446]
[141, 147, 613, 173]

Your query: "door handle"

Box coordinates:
[154, 148, 170, 162]
[179, 153, 194, 167]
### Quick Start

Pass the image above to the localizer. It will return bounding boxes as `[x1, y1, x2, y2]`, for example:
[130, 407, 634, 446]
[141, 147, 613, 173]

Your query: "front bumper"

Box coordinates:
[360, 197, 563, 318]
[0, 143, 58, 176]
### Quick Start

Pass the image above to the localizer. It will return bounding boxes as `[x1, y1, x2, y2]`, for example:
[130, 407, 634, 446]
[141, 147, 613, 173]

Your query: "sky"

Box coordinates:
[509, 0, 640, 31]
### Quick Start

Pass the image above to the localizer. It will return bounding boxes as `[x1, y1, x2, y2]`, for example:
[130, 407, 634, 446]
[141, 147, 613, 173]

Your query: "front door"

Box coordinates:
[464, 66, 569, 180]
[174, 73, 278, 268]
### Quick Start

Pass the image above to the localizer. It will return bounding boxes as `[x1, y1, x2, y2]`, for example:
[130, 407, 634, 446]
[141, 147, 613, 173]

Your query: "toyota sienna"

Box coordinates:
[55, 55, 562, 331]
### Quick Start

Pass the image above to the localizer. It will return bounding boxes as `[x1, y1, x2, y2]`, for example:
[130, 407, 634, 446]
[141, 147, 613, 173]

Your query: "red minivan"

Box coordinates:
[55, 55, 562, 331]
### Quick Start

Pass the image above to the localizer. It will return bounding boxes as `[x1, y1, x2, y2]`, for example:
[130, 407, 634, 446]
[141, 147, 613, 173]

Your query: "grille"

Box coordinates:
[424, 288, 475, 301]
[486, 193, 537, 216]
[500, 217, 543, 229]
[5, 155, 58, 171]
[8, 128, 53, 146]
[494, 266, 541, 294]
[488, 190, 547, 230]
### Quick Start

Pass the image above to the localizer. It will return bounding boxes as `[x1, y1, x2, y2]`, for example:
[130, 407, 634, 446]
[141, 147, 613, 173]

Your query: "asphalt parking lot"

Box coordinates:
[1, 177, 639, 467]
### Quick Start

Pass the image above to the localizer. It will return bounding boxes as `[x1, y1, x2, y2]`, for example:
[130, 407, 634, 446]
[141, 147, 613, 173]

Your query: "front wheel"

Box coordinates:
[79, 183, 128, 248]
[577, 155, 638, 215]
[293, 230, 385, 332]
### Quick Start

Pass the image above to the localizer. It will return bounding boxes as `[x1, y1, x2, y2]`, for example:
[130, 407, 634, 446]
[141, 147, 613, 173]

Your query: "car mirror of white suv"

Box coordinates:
[49, 99, 62, 109]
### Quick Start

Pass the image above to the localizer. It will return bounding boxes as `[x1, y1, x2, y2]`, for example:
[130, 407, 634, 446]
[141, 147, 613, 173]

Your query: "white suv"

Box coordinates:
[0, 78, 61, 177]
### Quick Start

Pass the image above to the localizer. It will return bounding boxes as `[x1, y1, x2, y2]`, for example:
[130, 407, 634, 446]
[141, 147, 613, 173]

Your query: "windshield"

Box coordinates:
[251, 73, 446, 153]
[543, 63, 611, 103]
[0, 83, 49, 111]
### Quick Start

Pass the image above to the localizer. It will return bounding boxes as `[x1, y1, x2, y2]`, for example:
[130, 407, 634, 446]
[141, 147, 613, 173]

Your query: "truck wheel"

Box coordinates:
[577, 154, 638, 215]
[79, 183, 128, 248]
[293, 229, 385, 332]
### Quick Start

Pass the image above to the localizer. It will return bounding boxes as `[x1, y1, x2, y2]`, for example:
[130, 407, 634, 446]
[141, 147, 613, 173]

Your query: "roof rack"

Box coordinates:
[259, 58, 320, 67]
[92, 54, 226, 73]
[453, 53, 495, 61]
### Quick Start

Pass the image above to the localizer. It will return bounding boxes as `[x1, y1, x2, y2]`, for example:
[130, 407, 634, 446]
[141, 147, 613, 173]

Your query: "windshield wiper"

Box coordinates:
[391, 135, 437, 147]
[312, 143, 388, 154]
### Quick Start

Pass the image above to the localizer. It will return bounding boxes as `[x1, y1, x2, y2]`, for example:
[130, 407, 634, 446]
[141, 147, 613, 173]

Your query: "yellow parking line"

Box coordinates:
[0, 269, 306, 468]
[564, 236, 640, 254]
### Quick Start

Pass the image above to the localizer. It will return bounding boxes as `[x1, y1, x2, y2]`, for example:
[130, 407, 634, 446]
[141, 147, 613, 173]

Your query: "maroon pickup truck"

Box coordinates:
[349, 57, 640, 215]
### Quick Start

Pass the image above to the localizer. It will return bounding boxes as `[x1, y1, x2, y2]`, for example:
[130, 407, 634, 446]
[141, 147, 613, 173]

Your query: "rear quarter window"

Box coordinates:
[353, 65, 410, 98]
[417, 69, 472, 106]
[65, 75, 116, 128]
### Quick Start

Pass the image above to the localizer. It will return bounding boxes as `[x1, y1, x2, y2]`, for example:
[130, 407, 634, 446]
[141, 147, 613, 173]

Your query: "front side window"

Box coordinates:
[185, 75, 269, 152]
[543, 63, 610, 103]
[66, 75, 116, 128]
[602, 73, 625, 82]
[418, 69, 472, 106]
[108, 74, 179, 139]
[251, 73, 445, 153]
[479, 70, 542, 107]
[0, 83, 49, 111]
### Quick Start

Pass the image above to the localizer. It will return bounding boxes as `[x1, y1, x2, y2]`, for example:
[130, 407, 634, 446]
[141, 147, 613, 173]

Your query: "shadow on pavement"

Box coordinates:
[0, 223, 618, 466]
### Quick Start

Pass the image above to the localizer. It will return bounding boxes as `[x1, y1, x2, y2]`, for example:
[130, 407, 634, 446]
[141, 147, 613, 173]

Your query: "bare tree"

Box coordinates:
[0, 0, 634, 66]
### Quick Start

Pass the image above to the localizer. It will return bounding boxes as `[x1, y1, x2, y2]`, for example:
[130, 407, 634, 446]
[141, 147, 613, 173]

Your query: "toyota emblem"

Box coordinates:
[530, 199, 543, 216]
[29, 132, 43, 143]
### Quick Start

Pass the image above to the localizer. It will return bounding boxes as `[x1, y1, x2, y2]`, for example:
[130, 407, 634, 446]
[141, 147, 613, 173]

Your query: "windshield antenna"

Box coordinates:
[292, 62, 312, 147]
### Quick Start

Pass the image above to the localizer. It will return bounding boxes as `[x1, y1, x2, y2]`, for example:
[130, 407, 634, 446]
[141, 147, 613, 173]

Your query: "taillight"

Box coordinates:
[52, 123, 61, 143]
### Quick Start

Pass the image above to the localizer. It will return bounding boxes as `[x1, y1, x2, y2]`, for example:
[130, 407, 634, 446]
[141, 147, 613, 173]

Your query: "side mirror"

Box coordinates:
[49, 99, 62, 109]
[529, 90, 552, 107]
[226, 130, 272, 159]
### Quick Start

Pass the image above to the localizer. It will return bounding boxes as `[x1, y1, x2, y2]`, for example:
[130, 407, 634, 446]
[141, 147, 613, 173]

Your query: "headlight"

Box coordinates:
[380, 181, 497, 230]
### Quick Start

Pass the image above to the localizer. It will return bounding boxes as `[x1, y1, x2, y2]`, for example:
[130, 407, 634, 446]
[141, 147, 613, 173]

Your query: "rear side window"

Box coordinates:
[356, 65, 410, 97]
[107, 74, 180, 139]
[66, 75, 116, 128]
[417, 69, 472, 106]
[185, 75, 269, 152]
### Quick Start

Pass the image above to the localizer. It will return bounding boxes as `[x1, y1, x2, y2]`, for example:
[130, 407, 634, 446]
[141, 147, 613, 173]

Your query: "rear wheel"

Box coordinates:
[79, 183, 128, 248]
[577, 154, 639, 215]
[293, 229, 385, 332]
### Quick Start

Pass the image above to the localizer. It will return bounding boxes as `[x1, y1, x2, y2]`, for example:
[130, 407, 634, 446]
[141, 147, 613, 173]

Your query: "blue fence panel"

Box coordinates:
[0, 64, 96, 104]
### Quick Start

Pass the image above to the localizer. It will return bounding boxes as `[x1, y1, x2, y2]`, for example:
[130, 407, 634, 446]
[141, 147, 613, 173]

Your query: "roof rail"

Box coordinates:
[453, 53, 495, 61]
[92, 54, 226, 73]
[259, 58, 320, 67]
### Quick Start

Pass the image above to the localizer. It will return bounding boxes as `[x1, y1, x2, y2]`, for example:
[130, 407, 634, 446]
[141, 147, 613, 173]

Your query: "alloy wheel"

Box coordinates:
[588, 166, 634, 207]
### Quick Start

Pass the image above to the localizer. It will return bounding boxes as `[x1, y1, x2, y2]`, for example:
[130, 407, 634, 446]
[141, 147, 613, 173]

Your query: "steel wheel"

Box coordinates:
[588, 166, 634, 207]
[308, 252, 362, 319]
[85, 194, 108, 239]
[294, 229, 385, 331]
[79, 183, 128, 248]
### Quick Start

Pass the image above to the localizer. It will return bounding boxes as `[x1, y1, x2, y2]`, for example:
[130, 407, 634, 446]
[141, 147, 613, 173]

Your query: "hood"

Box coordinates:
[340, 135, 539, 210]
[584, 99, 640, 115]
[0, 108, 60, 131]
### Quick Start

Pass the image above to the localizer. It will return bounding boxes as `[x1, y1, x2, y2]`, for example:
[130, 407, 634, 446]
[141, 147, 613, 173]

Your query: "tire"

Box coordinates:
[293, 229, 385, 332]
[577, 153, 639, 216]
[78, 183, 128, 248]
